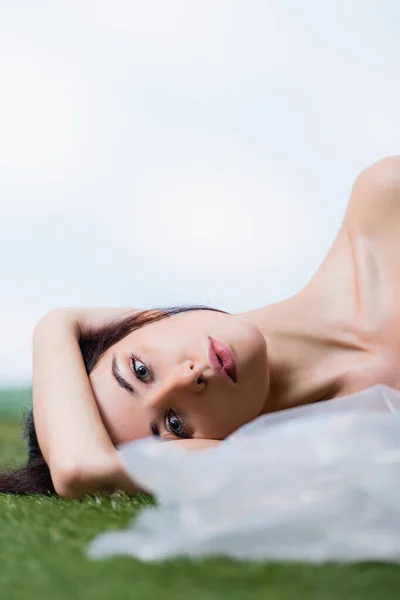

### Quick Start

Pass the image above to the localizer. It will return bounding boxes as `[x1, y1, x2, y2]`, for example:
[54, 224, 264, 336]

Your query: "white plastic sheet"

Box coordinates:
[87, 384, 400, 563]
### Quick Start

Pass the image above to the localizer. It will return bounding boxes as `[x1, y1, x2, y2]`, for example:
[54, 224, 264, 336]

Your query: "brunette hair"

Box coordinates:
[0, 305, 226, 495]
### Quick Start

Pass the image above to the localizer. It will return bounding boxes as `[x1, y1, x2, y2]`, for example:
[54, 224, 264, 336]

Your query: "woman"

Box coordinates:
[2, 155, 400, 499]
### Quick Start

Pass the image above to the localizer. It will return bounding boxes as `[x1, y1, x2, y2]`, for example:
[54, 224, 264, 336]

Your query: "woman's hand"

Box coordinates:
[170, 439, 221, 451]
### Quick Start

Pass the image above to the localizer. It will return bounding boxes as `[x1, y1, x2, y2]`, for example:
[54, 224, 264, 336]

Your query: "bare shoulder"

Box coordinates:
[344, 155, 400, 239]
[306, 157, 400, 341]
[340, 156, 400, 339]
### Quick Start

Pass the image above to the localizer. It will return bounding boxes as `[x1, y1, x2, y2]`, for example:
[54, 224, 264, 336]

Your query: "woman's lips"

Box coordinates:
[208, 337, 237, 383]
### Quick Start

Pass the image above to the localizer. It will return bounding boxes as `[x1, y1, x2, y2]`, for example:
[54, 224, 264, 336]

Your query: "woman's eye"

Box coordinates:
[131, 356, 150, 381]
[166, 409, 188, 439]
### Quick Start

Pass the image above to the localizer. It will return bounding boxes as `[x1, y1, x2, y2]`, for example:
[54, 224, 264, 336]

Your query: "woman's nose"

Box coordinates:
[145, 360, 206, 409]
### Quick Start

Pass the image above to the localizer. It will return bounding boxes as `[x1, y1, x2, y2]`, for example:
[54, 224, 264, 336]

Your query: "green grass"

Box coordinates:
[1, 389, 400, 599]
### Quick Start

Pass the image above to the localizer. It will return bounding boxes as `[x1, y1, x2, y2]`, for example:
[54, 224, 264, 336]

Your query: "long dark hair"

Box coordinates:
[0, 305, 226, 495]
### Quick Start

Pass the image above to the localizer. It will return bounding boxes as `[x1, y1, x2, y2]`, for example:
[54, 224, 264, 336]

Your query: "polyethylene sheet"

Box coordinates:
[87, 384, 400, 563]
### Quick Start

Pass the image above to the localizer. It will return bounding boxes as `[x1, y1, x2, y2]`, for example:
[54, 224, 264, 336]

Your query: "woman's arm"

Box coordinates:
[32, 308, 140, 499]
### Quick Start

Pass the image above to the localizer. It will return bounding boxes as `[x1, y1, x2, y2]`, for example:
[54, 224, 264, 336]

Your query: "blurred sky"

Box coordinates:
[0, 0, 399, 384]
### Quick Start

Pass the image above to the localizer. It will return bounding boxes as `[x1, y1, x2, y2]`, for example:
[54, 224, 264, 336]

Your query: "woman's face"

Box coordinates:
[89, 310, 270, 445]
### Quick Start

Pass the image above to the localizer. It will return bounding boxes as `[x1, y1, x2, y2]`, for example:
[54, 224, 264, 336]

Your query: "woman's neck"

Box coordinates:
[237, 286, 371, 413]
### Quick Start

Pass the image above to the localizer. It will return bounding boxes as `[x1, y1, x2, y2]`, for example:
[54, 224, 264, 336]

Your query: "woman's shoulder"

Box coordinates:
[344, 155, 400, 242]
[339, 156, 400, 350]
[306, 156, 400, 346]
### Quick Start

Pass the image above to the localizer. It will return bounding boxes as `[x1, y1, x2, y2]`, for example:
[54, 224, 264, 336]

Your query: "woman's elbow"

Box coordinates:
[51, 460, 87, 499]
[51, 451, 124, 499]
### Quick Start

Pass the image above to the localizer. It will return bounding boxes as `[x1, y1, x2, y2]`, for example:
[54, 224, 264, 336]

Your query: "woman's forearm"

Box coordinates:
[32, 309, 134, 497]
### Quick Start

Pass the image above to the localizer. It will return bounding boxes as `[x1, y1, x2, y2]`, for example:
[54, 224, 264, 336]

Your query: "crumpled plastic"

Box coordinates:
[87, 384, 400, 563]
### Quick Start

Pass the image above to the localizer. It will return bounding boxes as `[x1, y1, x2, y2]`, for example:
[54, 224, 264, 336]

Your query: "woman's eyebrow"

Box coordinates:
[111, 354, 136, 395]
